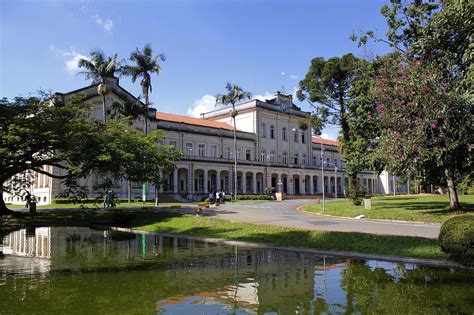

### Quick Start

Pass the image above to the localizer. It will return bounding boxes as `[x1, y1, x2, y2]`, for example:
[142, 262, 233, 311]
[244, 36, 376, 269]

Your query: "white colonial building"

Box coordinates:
[4, 78, 407, 205]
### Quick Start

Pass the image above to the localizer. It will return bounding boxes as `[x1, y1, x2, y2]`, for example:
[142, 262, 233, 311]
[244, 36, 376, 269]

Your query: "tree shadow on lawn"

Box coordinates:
[376, 201, 450, 211]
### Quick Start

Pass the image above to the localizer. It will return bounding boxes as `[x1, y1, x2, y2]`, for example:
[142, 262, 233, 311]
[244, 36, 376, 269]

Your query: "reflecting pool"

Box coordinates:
[1, 227, 473, 314]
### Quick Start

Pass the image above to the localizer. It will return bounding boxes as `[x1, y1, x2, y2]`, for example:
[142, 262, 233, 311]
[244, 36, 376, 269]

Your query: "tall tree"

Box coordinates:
[297, 54, 361, 193]
[215, 83, 252, 200]
[122, 43, 165, 136]
[122, 43, 165, 202]
[0, 94, 181, 215]
[77, 50, 120, 122]
[353, 0, 473, 209]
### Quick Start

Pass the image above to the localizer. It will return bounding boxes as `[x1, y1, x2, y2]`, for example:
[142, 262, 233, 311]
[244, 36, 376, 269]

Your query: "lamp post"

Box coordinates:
[320, 136, 325, 212]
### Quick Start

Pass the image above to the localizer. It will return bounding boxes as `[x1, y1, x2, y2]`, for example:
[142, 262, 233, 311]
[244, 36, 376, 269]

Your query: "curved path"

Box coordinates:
[209, 200, 440, 239]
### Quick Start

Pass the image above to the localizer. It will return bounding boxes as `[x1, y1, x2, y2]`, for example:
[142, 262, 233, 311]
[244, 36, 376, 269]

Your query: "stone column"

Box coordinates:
[309, 177, 314, 195]
[204, 170, 208, 193]
[242, 173, 247, 194]
[173, 169, 178, 193]
[253, 172, 257, 194]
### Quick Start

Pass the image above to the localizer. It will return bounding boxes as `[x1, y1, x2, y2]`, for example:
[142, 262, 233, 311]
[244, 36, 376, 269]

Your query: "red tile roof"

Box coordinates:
[312, 136, 339, 147]
[156, 112, 236, 131]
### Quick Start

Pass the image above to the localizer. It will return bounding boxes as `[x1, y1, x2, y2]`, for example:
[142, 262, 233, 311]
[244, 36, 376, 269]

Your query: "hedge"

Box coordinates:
[439, 215, 474, 266]
[203, 194, 273, 202]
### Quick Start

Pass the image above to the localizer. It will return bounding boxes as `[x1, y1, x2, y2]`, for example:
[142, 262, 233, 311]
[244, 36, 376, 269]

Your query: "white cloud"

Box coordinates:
[93, 14, 113, 32]
[321, 132, 330, 139]
[49, 45, 88, 74]
[254, 92, 274, 101]
[187, 95, 218, 117]
[65, 52, 89, 74]
[289, 74, 298, 80]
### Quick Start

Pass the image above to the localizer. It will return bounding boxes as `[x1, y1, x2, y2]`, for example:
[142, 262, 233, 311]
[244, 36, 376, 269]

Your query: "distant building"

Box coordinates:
[3, 78, 407, 205]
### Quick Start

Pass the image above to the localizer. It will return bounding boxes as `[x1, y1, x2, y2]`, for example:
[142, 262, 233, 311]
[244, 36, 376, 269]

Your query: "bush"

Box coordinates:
[439, 215, 474, 266]
[237, 194, 273, 201]
[347, 184, 366, 206]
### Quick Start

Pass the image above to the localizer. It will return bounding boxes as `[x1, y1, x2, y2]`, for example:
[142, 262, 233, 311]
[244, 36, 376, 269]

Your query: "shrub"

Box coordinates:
[439, 215, 474, 266]
[347, 184, 366, 205]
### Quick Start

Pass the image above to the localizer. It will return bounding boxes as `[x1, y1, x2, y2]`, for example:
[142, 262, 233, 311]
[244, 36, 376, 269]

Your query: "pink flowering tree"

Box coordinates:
[373, 55, 472, 209]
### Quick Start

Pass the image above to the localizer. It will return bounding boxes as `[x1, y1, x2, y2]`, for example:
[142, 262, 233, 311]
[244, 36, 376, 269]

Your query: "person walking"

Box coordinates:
[215, 191, 220, 205]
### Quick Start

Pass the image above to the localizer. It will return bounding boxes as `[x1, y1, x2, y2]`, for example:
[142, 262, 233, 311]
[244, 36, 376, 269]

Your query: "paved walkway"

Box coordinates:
[205, 200, 440, 239]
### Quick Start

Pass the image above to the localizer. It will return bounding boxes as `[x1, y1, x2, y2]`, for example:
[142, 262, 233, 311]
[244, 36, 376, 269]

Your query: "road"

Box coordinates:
[207, 200, 440, 239]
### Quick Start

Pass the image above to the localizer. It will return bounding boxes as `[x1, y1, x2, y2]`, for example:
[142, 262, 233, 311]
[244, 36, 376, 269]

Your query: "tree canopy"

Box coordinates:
[0, 94, 181, 214]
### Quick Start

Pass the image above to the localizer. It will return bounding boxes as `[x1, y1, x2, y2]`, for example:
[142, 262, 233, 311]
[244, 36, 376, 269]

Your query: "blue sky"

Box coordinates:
[1, 0, 392, 139]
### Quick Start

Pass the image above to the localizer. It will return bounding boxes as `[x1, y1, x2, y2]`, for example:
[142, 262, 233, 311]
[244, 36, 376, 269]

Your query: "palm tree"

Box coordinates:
[216, 83, 252, 201]
[77, 50, 120, 122]
[122, 44, 165, 202]
[122, 43, 165, 136]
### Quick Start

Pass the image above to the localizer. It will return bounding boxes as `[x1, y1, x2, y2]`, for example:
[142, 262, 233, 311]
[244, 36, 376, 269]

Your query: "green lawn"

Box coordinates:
[0, 210, 445, 260]
[129, 212, 444, 260]
[304, 194, 474, 223]
[7, 199, 266, 210]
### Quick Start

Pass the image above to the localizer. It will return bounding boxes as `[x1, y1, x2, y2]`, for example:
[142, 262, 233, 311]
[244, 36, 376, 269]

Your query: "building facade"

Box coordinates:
[4, 78, 408, 205]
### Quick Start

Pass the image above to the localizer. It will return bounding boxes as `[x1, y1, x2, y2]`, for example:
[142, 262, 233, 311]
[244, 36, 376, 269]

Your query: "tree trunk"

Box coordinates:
[142, 92, 149, 202]
[445, 168, 460, 209]
[233, 114, 238, 202]
[103, 93, 107, 122]
[0, 183, 16, 216]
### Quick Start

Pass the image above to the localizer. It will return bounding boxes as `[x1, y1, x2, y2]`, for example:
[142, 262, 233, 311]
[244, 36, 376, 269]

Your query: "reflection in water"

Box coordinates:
[0, 227, 473, 314]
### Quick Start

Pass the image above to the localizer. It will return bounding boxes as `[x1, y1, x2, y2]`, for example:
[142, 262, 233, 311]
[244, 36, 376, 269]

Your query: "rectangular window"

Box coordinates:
[294, 130, 298, 143]
[185, 143, 193, 155]
[282, 128, 287, 141]
[282, 152, 288, 164]
[302, 154, 307, 165]
[224, 146, 231, 158]
[198, 143, 205, 157]
[270, 125, 275, 139]
[260, 149, 266, 162]
[169, 140, 177, 148]
[302, 133, 306, 143]
[246, 149, 251, 161]
[260, 123, 266, 138]
[237, 147, 242, 160]
[313, 155, 317, 166]
[293, 153, 298, 164]
[210, 145, 218, 157]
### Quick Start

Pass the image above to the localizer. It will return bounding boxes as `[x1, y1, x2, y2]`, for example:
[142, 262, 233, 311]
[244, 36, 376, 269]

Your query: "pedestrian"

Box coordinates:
[215, 191, 220, 205]
[219, 191, 223, 205]
[222, 190, 225, 204]
[209, 191, 214, 205]
[25, 191, 32, 209]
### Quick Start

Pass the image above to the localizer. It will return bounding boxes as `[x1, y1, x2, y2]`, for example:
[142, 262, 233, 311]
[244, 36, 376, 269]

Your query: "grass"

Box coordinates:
[129, 212, 444, 260]
[304, 194, 474, 223]
[7, 199, 266, 210]
[0, 210, 445, 260]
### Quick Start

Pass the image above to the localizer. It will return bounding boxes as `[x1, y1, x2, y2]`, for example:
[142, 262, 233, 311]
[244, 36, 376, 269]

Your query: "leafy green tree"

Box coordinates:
[110, 93, 148, 202]
[122, 44, 165, 136]
[78, 50, 120, 122]
[0, 94, 181, 215]
[215, 83, 252, 200]
[297, 53, 364, 199]
[372, 55, 472, 209]
[353, 0, 473, 208]
[122, 44, 165, 202]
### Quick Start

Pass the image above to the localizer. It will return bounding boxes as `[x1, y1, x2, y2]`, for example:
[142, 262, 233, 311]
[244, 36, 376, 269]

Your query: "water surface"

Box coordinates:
[1, 227, 473, 314]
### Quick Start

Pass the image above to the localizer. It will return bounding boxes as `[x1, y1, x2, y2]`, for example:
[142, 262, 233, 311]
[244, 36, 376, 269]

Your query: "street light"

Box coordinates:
[320, 136, 325, 212]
